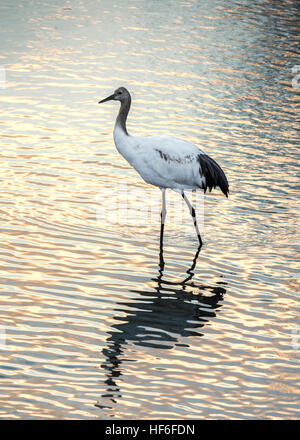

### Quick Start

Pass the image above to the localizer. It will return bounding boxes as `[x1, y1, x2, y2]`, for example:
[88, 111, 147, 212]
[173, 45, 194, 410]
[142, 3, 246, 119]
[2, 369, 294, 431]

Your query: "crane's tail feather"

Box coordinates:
[197, 154, 229, 197]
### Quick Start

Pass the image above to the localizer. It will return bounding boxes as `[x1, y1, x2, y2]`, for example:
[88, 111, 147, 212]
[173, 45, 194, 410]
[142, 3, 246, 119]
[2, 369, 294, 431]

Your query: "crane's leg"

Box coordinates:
[159, 188, 167, 269]
[160, 188, 167, 248]
[181, 191, 203, 247]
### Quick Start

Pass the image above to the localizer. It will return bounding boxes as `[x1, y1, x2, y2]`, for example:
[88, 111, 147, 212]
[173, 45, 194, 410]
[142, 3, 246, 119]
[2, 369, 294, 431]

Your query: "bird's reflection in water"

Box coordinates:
[95, 243, 226, 410]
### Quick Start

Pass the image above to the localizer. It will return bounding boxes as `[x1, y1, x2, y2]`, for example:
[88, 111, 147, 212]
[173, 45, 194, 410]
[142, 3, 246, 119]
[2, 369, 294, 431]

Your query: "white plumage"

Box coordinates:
[99, 87, 229, 247]
[115, 128, 204, 192]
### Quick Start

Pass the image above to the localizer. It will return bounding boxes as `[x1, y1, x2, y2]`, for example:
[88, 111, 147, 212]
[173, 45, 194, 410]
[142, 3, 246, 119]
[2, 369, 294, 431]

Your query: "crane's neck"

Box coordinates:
[115, 97, 131, 136]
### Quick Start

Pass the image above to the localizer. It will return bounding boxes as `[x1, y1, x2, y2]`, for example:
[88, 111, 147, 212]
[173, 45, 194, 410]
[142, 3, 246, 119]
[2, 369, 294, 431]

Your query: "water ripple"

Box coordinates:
[0, 0, 299, 420]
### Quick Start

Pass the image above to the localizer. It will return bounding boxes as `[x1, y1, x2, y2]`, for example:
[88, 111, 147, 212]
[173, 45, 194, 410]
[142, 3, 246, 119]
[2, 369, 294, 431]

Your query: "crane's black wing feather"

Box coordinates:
[198, 154, 229, 197]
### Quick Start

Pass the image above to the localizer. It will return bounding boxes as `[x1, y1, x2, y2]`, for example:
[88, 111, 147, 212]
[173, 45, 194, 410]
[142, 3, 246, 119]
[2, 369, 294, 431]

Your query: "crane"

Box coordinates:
[99, 87, 229, 248]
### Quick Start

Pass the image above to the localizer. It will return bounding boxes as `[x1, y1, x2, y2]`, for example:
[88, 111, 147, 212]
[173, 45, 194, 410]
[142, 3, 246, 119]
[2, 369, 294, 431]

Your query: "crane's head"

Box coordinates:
[98, 87, 130, 104]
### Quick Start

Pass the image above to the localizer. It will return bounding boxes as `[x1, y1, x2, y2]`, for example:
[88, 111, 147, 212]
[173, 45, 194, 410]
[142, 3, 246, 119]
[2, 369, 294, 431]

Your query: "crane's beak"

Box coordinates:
[98, 93, 115, 104]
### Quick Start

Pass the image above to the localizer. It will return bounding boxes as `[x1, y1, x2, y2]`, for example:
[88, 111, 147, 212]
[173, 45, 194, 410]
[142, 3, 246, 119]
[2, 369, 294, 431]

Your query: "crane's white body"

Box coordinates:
[114, 124, 206, 193]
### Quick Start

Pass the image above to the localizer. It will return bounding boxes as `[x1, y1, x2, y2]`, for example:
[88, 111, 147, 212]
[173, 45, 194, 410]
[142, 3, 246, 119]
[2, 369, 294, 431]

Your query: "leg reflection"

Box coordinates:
[96, 244, 226, 410]
[156, 241, 202, 286]
[159, 221, 165, 272]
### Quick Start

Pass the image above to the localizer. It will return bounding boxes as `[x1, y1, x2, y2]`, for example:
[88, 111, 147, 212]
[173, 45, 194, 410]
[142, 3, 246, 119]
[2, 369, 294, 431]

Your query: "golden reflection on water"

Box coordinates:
[0, 0, 299, 420]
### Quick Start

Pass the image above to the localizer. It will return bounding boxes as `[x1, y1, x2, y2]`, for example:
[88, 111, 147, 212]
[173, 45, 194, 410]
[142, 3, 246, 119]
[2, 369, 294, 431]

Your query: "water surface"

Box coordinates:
[0, 0, 299, 419]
